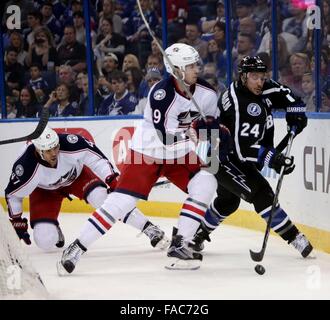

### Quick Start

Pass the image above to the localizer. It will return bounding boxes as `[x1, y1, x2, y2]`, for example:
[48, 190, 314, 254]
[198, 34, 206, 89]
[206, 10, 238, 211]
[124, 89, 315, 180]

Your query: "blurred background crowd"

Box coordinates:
[1, 0, 330, 119]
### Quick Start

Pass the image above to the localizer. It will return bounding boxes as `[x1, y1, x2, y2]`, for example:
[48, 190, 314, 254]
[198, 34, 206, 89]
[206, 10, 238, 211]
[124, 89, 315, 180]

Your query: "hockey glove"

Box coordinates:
[105, 172, 119, 191]
[259, 147, 295, 175]
[286, 101, 307, 135]
[189, 117, 232, 164]
[10, 217, 31, 245]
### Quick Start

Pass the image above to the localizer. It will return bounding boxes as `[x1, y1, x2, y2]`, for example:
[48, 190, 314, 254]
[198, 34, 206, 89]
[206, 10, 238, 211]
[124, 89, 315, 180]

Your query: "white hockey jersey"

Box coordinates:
[131, 77, 219, 159]
[5, 134, 116, 218]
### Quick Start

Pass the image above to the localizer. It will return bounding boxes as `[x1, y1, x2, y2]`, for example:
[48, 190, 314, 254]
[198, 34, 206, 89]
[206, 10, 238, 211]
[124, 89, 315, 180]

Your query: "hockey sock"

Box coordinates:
[202, 202, 227, 232]
[123, 208, 148, 231]
[178, 197, 207, 239]
[78, 208, 116, 248]
[258, 205, 298, 242]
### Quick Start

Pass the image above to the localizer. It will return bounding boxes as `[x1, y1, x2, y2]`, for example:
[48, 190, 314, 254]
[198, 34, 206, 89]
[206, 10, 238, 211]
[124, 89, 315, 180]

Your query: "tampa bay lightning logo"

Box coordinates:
[153, 89, 166, 100]
[67, 134, 78, 144]
[247, 103, 261, 116]
[15, 164, 24, 176]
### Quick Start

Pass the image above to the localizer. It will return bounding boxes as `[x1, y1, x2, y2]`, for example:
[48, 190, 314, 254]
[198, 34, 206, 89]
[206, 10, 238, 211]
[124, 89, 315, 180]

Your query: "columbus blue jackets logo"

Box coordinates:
[153, 89, 166, 100]
[247, 103, 261, 116]
[67, 134, 78, 144]
[15, 164, 24, 177]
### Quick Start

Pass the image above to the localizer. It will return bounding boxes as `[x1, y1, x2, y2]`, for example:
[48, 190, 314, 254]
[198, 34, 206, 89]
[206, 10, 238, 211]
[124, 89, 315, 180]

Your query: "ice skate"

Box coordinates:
[141, 221, 170, 250]
[290, 233, 315, 258]
[57, 239, 87, 275]
[189, 224, 211, 252]
[55, 225, 65, 248]
[166, 228, 202, 270]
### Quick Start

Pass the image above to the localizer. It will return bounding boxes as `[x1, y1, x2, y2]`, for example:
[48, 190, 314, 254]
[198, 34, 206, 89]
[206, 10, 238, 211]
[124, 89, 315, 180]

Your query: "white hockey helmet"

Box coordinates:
[163, 43, 200, 78]
[32, 126, 59, 151]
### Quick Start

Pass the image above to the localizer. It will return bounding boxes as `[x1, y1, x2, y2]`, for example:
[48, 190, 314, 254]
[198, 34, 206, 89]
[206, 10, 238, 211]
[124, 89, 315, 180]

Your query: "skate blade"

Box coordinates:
[165, 258, 201, 270]
[304, 251, 317, 259]
[56, 261, 71, 276]
[155, 237, 171, 250]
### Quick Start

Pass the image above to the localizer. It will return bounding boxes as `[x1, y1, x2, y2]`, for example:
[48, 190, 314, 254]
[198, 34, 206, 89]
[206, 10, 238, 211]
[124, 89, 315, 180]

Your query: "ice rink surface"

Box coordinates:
[26, 214, 330, 300]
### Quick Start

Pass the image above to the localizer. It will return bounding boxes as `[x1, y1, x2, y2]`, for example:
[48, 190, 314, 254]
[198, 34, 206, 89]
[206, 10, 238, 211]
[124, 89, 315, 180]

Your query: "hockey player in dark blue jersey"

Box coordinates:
[190, 56, 314, 258]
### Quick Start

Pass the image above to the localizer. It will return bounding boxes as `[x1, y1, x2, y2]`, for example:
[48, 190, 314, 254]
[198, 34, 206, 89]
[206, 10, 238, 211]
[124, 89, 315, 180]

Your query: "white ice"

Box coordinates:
[25, 214, 330, 300]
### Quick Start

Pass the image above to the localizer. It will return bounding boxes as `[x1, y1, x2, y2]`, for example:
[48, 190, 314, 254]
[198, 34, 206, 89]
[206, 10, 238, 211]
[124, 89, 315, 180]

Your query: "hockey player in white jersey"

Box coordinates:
[5, 127, 169, 252]
[58, 43, 232, 273]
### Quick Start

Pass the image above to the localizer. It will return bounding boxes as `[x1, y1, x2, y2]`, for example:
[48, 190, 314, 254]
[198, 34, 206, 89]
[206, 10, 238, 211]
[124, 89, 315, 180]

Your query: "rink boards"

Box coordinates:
[0, 115, 329, 253]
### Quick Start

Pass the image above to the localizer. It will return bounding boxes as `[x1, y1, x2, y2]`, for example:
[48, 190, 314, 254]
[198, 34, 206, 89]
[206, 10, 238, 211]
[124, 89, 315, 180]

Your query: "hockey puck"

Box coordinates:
[255, 264, 266, 275]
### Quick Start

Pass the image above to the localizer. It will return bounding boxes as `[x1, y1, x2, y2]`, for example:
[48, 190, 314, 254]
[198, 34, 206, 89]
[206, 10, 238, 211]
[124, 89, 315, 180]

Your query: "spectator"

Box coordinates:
[239, 17, 261, 49]
[125, 66, 144, 97]
[4, 46, 25, 97]
[40, 1, 63, 45]
[205, 38, 226, 79]
[73, 11, 95, 46]
[28, 63, 50, 104]
[151, 37, 163, 60]
[94, 17, 126, 73]
[47, 84, 79, 117]
[180, 22, 208, 60]
[301, 72, 330, 112]
[98, 70, 137, 115]
[99, 52, 119, 78]
[201, 0, 225, 33]
[5, 96, 17, 119]
[57, 25, 86, 73]
[99, 0, 123, 35]
[15, 86, 41, 118]
[24, 11, 43, 45]
[122, 54, 140, 72]
[75, 71, 87, 95]
[282, 4, 308, 52]
[281, 52, 310, 97]
[145, 53, 164, 74]
[310, 52, 330, 99]
[78, 74, 103, 115]
[6, 31, 28, 66]
[57, 65, 80, 103]
[25, 26, 59, 71]
[232, 0, 255, 42]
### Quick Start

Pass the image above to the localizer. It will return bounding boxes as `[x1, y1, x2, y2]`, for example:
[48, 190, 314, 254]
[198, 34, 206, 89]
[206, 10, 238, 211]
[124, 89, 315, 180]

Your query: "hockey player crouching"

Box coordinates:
[191, 56, 314, 258]
[5, 127, 169, 252]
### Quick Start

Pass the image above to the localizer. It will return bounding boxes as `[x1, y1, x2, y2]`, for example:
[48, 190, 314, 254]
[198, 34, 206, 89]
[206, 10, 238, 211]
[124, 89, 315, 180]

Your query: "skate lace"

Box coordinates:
[291, 234, 309, 253]
[142, 224, 163, 241]
[63, 243, 84, 264]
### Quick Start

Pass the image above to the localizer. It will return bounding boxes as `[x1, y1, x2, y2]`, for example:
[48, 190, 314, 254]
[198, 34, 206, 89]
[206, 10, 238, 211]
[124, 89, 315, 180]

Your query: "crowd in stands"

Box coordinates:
[2, 0, 330, 119]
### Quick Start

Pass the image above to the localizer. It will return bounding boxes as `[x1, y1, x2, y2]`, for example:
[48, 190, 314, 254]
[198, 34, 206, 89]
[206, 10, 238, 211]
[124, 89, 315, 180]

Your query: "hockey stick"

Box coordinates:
[136, 0, 206, 120]
[249, 127, 297, 262]
[153, 132, 293, 188]
[0, 107, 49, 145]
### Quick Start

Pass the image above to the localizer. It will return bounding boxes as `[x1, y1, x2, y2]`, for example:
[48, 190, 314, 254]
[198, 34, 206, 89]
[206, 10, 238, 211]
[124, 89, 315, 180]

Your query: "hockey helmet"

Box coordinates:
[164, 43, 200, 78]
[32, 126, 59, 151]
[238, 56, 267, 74]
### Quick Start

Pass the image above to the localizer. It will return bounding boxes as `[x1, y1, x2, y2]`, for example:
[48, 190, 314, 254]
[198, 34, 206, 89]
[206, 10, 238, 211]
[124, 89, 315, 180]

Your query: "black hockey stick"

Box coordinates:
[249, 127, 296, 262]
[0, 107, 49, 145]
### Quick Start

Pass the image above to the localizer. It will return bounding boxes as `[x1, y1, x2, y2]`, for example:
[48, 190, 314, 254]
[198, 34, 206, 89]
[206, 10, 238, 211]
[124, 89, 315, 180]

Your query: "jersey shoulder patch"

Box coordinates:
[59, 134, 91, 152]
[5, 145, 39, 195]
[149, 78, 175, 111]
